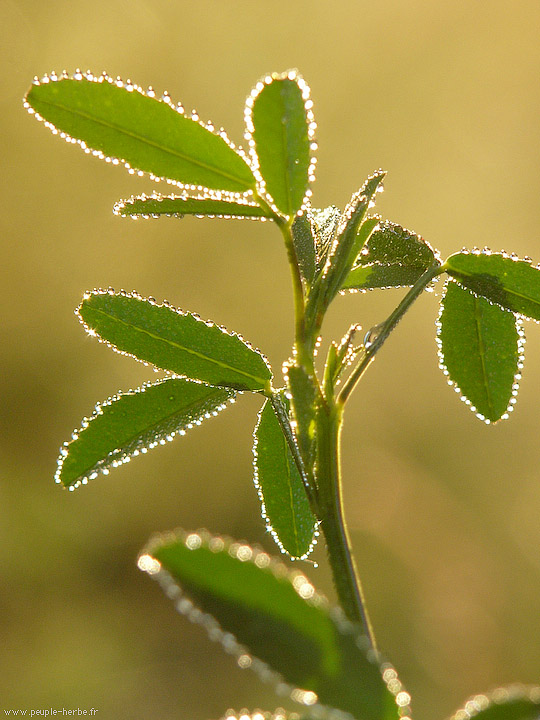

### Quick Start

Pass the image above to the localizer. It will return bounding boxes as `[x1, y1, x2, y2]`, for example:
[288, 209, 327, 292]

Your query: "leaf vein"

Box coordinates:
[35, 95, 255, 188]
[473, 296, 494, 416]
[89, 305, 268, 387]
[281, 428, 301, 555]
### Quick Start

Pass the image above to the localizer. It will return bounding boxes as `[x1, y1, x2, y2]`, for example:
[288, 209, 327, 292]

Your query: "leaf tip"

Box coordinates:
[137, 552, 162, 575]
[449, 685, 540, 720]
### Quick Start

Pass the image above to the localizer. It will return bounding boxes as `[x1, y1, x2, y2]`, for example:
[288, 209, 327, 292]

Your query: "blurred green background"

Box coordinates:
[2, 1, 540, 718]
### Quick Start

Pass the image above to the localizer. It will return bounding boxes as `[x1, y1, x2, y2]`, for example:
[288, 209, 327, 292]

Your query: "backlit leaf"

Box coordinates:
[319, 171, 385, 306]
[253, 397, 316, 559]
[25, 73, 256, 193]
[247, 71, 315, 217]
[342, 220, 438, 292]
[444, 251, 540, 321]
[309, 205, 341, 273]
[114, 192, 271, 219]
[291, 212, 317, 286]
[140, 529, 405, 720]
[78, 290, 272, 392]
[56, 377, 235, 489]
[449, 686, 540, 720]
[437, 281, 523, 423]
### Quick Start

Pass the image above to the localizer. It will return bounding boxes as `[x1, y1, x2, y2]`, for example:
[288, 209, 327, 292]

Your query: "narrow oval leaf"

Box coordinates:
[253, 397, 317, 559]
[56, 378, 235, 489]
[114, 192, 271, 219]
[291, 212, 317, 286]
[24, 73, 257, 193]
[444, 251, 540, 321]
[139, 529, 406, 720]
[437, 281, 524, 423]
[246, 71, 315, 217]
[319, 171, 386, 306]
[341, 220, 439, 292]
[305, 205, 342, 274]
[449, 686, 540, 720]
[78, 290, 272, 392]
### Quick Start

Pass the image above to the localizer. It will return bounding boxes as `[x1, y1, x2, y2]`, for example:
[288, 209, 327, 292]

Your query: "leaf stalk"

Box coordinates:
[338, 262, 443, 406]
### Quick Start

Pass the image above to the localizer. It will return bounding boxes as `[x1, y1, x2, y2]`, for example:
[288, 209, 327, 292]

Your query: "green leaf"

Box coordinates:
[291, 212, 317, 285]
[341, 220, 439, 292]
[114, 192, 271, 219]
[309, 206, 341, 272]
[254, 397, 316, 559]
[56, 377, 235, 489]
[25, 73, 257, 193]
[139, 529, 406, 720]
[247, 71, 315, 217]
[449, 686, 540, 720]
[292, 206, 343, 308]
[319, 171, 386, 306]
[78, 290, 272, 392]
[437, 281, 523, 423]
[444, 251, 540, 321]
[284, 363, 317, 470]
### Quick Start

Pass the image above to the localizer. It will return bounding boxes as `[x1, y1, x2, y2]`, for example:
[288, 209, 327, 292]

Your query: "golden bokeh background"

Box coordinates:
[2, 1, 540, 718]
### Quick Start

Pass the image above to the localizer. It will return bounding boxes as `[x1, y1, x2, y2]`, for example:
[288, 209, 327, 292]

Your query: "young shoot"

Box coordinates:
[24, 68, 540, 720]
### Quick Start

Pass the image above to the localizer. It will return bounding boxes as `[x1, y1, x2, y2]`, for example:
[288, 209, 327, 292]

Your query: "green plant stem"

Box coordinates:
[267, 216, 322, 517]
[338, 262, 443, 406]
[315, 263, 442, 645]
[277, 216, 320, 374]
[254, 191, 312, 367]
[316, 401, 377, 650]
[277, 206, 378, 646]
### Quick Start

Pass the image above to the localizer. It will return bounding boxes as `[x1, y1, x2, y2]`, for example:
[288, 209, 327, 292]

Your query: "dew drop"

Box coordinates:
[185, 533, 202, 550]
[291, 689, 317, 706]
[137, 554, 161, 574]
[396, 691, 411, 708]
[237, 654, 252, 669]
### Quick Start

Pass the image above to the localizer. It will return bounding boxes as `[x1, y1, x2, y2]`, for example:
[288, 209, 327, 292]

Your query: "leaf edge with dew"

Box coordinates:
[245, 70, 317, 219]
[138, 528, 411, 720]
[340, 219, 440, 293]
[56, 376, 237, 490]
[114, 191, 274, 220]
[436, 279, 525, 424]
[252, 395, 318, 560]
[448, 685, 540, 720]
[443, 249, 540, 322]
[24, 70, 258, 196]
[77, 288, 273, 393]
